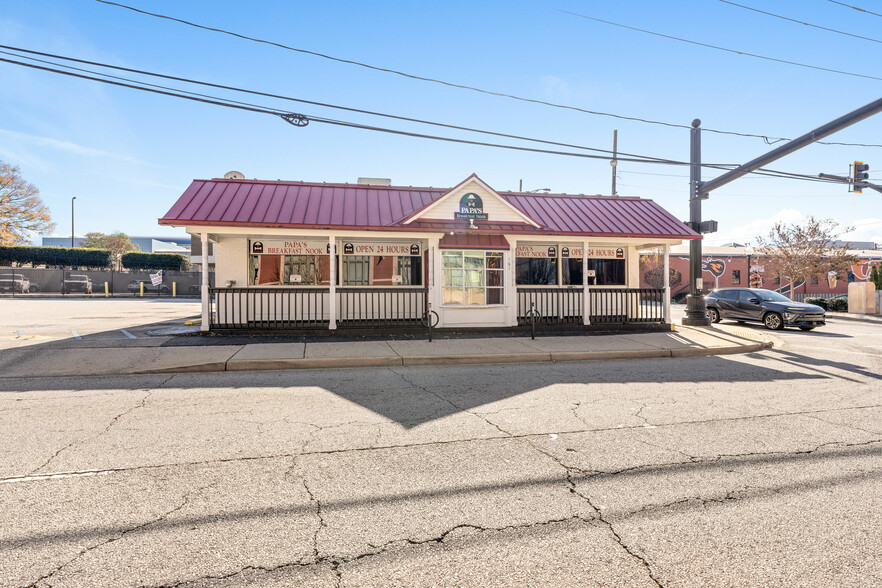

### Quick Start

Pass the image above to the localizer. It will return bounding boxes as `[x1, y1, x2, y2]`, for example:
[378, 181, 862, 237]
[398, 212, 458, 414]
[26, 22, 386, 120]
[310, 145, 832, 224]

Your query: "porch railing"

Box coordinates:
[517, 287, 666, 325]
[337, 287, 427, 326]
[517, 287, 584, 324]
[212, 287, 328, 329]
[210, 287, 428, 329]
[590, 288, 665, 324]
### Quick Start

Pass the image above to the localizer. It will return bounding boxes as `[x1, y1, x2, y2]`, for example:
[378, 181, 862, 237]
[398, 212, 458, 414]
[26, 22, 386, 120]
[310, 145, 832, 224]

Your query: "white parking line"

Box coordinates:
[120, 329, 137, 339]
[69, 328, 82, 340]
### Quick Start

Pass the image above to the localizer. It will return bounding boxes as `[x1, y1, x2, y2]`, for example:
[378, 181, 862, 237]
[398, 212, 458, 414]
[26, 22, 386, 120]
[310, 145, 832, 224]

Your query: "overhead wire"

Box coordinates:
[93, 0, 882, 149]
[0, 50, 854, 185]
[828, 0, 882, 19]
[558, 9, 882, 82]
[719, 0, 882, 45]
[0, 54, 706, 167]
[0, 43, 675, 163]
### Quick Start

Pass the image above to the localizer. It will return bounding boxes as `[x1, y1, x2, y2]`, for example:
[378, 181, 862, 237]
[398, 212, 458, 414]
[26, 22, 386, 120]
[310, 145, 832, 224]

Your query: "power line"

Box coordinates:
[560, 9, 882, 82]
[0, 51, 856, 183]
[0, 44, 674, 164]
[93, 0, 882, 149]
[828, 0, 882, 19]
[720, 0, 882, 45]
[0, 55, 705, 166]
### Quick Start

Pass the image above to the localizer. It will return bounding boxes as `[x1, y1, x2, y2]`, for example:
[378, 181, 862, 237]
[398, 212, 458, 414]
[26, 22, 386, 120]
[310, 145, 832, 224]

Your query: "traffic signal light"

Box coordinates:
[853, 161, 870, 193]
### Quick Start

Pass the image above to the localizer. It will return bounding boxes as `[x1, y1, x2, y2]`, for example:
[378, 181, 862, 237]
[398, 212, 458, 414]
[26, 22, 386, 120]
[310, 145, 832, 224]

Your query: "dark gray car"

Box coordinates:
[705, 288, 825, 331]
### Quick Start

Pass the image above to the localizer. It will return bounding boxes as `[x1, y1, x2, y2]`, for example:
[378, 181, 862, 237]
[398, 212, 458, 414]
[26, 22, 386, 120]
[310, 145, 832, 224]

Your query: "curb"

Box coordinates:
[136, 341, 773, 374]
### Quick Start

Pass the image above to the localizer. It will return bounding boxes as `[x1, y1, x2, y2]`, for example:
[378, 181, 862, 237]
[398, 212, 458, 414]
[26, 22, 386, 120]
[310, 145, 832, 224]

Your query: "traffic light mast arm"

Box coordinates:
[818, 172, 882, 194]
[701, 96, 882, 196]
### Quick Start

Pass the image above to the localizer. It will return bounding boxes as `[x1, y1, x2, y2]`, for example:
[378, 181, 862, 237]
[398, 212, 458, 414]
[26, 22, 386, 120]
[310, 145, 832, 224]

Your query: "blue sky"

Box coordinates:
[2, 0, 881, 246]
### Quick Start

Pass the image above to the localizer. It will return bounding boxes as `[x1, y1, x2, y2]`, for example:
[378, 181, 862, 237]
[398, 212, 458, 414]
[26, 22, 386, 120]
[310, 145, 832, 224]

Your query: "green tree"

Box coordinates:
[81, 231, 140, 269]
[754, 216, 858, 297]
[870, 265, 882, 290]
[0, 161, 56, 245]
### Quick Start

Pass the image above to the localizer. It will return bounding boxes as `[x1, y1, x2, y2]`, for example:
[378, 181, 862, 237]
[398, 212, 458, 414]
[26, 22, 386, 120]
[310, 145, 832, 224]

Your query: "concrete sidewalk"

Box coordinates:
[0, 324, 773, 378]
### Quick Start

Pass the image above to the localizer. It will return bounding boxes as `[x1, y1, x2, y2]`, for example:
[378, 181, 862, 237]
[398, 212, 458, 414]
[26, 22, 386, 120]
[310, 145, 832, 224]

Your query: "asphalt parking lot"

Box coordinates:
[0, 298, 201, 348]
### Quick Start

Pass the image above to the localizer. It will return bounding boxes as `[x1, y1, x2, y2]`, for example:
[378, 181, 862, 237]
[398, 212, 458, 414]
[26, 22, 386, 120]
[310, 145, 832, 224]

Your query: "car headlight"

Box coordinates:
[783, 312, 799, 321]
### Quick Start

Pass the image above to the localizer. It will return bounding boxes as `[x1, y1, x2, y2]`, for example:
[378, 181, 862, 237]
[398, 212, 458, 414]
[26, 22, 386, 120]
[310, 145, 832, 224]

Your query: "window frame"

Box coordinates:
[441, 250, 505, 306]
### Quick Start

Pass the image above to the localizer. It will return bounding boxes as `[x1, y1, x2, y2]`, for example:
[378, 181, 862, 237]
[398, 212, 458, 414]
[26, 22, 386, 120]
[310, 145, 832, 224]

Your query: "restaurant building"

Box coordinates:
[159, 174, 700, 332]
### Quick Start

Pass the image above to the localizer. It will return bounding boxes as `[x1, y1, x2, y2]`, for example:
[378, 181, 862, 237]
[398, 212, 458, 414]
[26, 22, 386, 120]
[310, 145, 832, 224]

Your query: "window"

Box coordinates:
[773, 275, 781, 285]
[249, 254, 330, 285]
[442, 250, 504, 305]
[340, 255, 422, 286]
[342, 256, 370, 285]
[732, 270, 741, 285]
[588, 259, 626, 286]
[516, 257, 557, 285]
[561, 258, 583, 285]
[810, 275, 819, 285]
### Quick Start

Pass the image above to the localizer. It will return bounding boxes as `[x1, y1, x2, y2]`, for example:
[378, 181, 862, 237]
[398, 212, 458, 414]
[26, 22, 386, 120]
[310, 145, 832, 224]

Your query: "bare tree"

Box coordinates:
[754, 217, 857, 297]
[0, 161, 56, 245]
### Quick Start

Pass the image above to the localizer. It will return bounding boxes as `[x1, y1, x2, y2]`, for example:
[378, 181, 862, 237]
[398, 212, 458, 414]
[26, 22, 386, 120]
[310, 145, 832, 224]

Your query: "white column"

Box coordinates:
[664, 244, 672, 324]
[328, 236, 337, 330]
[200, 232, 210, 332]
[504, 244, 517, 326]
[582, 241, 591, 325]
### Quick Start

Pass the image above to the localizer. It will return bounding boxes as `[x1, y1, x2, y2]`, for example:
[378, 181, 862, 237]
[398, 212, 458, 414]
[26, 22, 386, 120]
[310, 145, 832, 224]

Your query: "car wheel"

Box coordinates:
[707, 307, 721, 323]
[763, 312, 784, 330]
[799, 326, 815, 331]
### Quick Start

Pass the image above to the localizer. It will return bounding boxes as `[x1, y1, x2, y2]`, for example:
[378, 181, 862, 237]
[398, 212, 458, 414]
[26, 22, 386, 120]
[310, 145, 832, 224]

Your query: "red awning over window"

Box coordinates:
[439, 233, 510, 250]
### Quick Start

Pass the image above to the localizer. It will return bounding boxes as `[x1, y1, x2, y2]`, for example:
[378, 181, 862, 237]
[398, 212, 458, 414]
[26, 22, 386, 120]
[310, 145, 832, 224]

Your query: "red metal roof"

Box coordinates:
[160, 178, 699, 240]
[439, 233, 510, 249]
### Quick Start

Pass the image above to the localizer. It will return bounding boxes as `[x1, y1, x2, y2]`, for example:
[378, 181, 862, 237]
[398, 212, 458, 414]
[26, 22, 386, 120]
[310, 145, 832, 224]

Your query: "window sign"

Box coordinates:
[515, 244, 557, 258]
[340, 241, 421, 256]
[454, 192, 488, 221]
[250, 240, 328, 255]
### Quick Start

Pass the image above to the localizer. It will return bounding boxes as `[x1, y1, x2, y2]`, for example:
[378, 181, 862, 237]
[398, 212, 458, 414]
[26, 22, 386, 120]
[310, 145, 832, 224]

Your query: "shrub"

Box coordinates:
[827, 297, 848, 312]
[121, 252, 191, 271]
[804, 297, 828, 310]
[0, 245, 111, 268]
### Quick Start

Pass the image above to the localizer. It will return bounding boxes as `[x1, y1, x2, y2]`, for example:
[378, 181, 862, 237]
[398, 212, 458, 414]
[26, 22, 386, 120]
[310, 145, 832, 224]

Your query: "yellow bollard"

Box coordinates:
[173, 282, 177, 297]
[104, 282, 109, 297]
[140, 281, 144, 297]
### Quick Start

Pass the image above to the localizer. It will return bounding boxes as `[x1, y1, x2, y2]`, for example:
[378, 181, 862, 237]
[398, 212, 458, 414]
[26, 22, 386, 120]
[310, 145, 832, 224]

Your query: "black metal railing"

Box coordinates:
[337, 287, 427, 326]
[517, 287, 584, 324]
[589, 288, 665, 324]
[211, 287, 328, 329]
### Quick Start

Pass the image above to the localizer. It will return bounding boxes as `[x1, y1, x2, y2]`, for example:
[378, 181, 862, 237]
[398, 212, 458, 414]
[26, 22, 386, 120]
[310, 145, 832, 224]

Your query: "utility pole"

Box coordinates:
[610, 130, 618, 196]
[71, 196, 77, 248]
[683, 120, 708, 326]
[686, 95, 882, 326]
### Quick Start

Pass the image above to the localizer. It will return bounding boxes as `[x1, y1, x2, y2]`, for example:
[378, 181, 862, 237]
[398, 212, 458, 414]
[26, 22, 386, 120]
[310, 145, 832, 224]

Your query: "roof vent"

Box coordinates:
[357, 177, 391, 186]
[224, 170, 245, 180]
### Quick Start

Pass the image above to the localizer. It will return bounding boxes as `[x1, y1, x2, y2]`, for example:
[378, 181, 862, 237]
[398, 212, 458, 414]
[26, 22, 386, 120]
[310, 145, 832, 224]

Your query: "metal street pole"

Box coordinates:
[71, 196, 77, 247]
[683, 119, 710, 326]
[686, 96, 882, 327]
[611, 129, 618, 196]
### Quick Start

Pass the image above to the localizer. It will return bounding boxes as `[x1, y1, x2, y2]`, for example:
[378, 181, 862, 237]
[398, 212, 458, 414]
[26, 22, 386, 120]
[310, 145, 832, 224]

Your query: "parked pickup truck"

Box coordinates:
[61, 274, 93, 294]
[0, 273, 30, 293]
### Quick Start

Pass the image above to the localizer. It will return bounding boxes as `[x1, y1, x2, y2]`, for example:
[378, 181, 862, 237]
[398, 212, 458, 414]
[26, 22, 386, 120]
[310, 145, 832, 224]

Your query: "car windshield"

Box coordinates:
[755, 290, 791, 302]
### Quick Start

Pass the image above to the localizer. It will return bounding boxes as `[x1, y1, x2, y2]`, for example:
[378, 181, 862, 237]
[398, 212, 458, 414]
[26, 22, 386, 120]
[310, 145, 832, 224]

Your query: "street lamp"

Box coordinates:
[71, 197, 76, 247]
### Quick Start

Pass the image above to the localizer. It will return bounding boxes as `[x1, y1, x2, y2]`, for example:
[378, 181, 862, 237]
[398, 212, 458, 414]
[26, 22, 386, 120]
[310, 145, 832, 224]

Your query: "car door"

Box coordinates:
[713, 289, 740, 319]
[737, 290, 764, 320]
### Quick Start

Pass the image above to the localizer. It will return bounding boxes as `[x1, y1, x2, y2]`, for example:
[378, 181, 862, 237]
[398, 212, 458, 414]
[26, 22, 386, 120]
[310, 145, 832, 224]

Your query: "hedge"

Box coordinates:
[0, 245, 112, 268]
[121, 252, 191, 271]
[804, 297, 828, 310]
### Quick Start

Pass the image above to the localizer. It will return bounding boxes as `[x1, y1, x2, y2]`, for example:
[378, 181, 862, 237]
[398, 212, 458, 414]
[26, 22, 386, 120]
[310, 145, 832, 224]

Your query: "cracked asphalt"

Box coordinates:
[1, 318, 881, 587]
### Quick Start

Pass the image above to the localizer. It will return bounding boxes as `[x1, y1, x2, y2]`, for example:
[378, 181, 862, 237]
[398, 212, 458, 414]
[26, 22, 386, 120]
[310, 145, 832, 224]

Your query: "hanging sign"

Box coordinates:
[340, 241, 422, 256]
[454, 192, 488, 221]
[250, 240, 329, 255]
